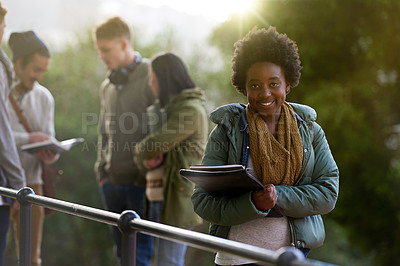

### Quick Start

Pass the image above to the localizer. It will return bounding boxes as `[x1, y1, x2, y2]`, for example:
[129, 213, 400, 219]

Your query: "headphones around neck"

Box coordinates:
[109, 54, 142, 86]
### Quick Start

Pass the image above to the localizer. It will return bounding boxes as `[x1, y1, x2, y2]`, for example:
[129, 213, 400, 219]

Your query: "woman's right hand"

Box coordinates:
[251, 184, 278, 211]
[143, 154, 163, 169]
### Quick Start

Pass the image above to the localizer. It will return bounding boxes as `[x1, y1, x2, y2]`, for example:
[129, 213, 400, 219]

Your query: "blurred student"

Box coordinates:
[93, 16, 154, 265]
[0, 2, 26, 266]
[7, 30, 58, 266]
[135, 52, 208, 266]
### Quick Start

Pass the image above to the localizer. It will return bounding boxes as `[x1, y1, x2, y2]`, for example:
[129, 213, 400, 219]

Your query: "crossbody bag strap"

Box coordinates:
[9, 92, 62, 178]
[8, 93, 32, 133]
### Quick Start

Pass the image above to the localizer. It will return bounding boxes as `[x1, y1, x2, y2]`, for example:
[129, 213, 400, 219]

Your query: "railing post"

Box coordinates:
[16, 187, 34, 266]
[118, 210, 140, 266]
[274, 246, 305, 266]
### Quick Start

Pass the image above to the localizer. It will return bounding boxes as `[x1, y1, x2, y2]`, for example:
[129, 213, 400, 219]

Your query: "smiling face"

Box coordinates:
[14, 53, 49, 91]
[245, 61, 289, 121]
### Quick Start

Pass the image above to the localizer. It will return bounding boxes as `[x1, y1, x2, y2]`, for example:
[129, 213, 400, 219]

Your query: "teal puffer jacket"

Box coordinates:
[191, 102, 339, 248]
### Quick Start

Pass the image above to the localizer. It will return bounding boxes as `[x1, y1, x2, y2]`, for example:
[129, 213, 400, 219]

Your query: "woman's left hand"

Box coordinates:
[251, 184, 278, 211]
[143, 154, 163, 169]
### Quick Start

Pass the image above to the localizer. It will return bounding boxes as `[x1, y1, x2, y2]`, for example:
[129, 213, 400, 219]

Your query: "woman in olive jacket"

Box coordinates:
[135, 52, 208, 266]
[191, 27, 339, 265]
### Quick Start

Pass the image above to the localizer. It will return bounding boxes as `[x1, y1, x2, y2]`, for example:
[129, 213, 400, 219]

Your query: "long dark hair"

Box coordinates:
[151, 52, 195, 107]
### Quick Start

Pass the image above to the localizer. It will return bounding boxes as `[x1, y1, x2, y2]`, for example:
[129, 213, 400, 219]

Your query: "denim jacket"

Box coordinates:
[192, 102, 339, 248]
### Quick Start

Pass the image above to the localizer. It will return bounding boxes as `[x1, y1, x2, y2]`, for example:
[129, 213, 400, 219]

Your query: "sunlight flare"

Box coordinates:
[133, 0, 256, 22]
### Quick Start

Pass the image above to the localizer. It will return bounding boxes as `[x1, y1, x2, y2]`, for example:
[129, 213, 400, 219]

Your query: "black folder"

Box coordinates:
[180, 164, 284, 217]
[179, 164, 264, 196]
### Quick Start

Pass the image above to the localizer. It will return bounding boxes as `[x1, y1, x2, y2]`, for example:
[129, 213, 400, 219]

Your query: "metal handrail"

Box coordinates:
[0, 186, 338, 266]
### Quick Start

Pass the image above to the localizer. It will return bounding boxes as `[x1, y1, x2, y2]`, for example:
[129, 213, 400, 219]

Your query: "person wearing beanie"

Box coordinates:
[7, 30, 58, 266]
[8, 30, 49, 63]
[0, 2, 26, 266]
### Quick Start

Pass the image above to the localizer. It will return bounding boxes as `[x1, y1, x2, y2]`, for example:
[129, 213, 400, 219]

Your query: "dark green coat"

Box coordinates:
[192, 102, 339, 248]
[135, 88, 208, 228]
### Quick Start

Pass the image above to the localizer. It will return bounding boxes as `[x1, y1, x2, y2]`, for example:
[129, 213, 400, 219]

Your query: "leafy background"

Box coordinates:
[4, 0, 400, 265]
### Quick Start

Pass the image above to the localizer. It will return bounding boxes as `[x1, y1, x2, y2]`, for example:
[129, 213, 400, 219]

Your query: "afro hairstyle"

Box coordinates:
[231, 26, 302, 96]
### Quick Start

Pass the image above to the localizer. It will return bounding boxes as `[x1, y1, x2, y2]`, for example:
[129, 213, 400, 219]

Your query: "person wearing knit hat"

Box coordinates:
[7, 29, 58, 266]
[8, 30, 50, 93]
[0, 2, 26, 266]
[8, 31, 50, 63]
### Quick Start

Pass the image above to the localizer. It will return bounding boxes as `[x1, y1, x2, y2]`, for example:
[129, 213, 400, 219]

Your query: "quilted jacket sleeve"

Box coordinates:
[275, 122, 339, 218]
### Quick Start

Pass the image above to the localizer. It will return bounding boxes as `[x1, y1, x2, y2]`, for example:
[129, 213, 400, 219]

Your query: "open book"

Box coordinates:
[21, 137, 84, 154]
[180, 164, 264, 196]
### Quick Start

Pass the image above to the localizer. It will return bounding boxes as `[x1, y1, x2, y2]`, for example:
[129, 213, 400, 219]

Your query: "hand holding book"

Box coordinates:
[252, 184, 278, 211]
[27, 132, 57, 161]
[180, 165, 283, 217]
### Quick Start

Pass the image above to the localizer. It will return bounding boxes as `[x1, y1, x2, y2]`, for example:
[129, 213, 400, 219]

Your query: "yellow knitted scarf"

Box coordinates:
[246, 102, 303, 186]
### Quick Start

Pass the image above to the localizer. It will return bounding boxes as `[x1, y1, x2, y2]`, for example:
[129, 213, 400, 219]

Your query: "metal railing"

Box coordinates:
[0, 186, 337, 266]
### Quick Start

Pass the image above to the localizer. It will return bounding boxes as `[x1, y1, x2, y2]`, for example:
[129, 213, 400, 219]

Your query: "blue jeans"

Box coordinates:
[100, 182, 153, 266]
[148, 201, 187, 266]
[0, 206, 10, 266]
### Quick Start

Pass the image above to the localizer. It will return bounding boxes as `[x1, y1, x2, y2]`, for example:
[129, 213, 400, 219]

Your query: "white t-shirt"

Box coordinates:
[8, 82, 56, 185]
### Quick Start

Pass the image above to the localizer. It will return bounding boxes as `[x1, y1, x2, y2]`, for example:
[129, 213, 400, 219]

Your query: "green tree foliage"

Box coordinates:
[210, 0, 400, 265]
